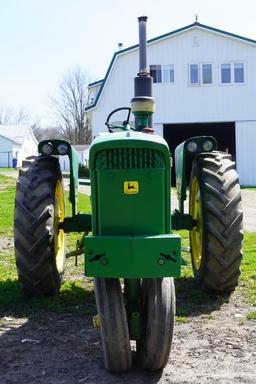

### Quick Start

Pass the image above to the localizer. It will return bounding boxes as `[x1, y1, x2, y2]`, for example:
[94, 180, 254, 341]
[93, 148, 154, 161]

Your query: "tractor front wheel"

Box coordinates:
[94, 278, 132, 373]
[189, 152, 243, 293]
[14, 156, 66, 296]
[137, 278, 175, 370]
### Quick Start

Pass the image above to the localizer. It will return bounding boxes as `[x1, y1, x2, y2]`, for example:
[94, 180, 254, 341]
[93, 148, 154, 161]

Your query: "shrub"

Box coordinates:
[78, 164, 90, 179]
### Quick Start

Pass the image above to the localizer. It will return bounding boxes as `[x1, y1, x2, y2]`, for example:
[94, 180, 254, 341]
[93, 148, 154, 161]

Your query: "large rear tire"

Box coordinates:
[137, 278, 175, 370]
[189, 152, 243, 293]
[94, 278, 132, 373]
[14, 156, 66, 296]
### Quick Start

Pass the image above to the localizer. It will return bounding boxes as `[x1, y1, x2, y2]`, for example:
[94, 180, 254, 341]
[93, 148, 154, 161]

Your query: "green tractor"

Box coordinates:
[14, 16, 243, 373]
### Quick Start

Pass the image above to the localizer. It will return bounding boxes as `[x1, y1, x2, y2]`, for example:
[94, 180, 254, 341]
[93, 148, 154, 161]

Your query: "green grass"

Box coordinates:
[0, 174, 94, 316]
[247, 311, 256, 320]
[0, 175, 255, 320]
[239, 232, 256, 306]
[174, 229, 256, 320]
[0, 175, 16, 236]
[179, 229, 256, 306]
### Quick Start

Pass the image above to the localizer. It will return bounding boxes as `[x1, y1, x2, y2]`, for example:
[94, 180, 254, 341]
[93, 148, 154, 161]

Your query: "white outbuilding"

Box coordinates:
[86, 21, 256, 186]
[0, 125, 38, 167]
[58, 144, 90, 171]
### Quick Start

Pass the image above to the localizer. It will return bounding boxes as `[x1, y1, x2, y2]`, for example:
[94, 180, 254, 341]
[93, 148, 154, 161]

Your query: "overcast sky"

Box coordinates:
[1, 0, 256, 126]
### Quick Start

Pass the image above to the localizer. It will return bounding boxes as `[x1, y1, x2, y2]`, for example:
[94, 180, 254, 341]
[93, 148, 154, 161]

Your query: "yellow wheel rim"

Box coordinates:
[54, 180, 65, 272]
[189, 177, 203, 270]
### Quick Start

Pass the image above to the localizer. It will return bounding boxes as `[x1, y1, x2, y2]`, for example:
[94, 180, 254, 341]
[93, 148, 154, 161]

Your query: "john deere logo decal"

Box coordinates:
[124, 181, 139, 194]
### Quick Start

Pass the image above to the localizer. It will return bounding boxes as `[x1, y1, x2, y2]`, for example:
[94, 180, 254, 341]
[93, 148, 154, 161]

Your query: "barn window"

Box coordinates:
[89, 92, 95, 105]
[189, 64, 199, 84]
[221, 64, 231, 83]
[202, 64, 212, 84]
[234, 63, 244, 83]
[221, 63, 245, 84]
[163, 65, 174, 83]
[150, 65, 162, 83]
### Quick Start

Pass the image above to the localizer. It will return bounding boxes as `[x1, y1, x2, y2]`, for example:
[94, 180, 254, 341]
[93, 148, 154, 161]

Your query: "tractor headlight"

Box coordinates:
[202, 140, 214, 152]
[41, 142, 54, 156]
[186, 141, 198, 153]
[57, 143, 69, 155]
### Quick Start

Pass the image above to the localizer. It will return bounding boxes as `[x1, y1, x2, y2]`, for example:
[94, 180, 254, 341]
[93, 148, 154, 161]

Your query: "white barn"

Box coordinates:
[0, 125, 38, 167]
[86, 21, 256, 186]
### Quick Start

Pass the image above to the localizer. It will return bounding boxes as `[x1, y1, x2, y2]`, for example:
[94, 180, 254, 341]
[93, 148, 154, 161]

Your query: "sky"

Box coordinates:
[1, 0, 256, 126]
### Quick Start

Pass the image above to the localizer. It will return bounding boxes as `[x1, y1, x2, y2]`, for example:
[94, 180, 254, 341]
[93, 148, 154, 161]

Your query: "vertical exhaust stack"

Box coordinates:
[138, 16, 148, 73]
[131, 16, 155, 131]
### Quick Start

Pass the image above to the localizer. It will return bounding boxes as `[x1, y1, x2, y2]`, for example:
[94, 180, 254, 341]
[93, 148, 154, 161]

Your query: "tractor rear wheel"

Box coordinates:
[137, 278, 175, 370]
[94, 278, 132, 373]
[189, 152, 243, 293]
[14, 156, 66, 296]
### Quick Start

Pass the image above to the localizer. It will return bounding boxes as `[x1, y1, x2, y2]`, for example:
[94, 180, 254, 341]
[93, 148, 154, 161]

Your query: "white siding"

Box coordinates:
[0, 125, 38, 167]
[93, 51, 137, 134]
[19, 128, 38, 167]
[154, 123, 163, 136]
[59, 155, 70, 171]
[236, 121, 256, 185]
[150, 29, 256, 124]
[59, 149, 90, 171]
[92, 28, 256, 134]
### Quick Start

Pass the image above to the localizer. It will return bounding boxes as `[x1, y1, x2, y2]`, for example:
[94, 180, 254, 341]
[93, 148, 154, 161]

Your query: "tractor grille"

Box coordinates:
[95, 148, 165, 170]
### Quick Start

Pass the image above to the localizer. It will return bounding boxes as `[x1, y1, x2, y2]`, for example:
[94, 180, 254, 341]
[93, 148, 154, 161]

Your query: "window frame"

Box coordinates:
[220, 62, 246, 85]
[189, 63, 200, 85]
[234, 62, 245, 84]
[150, 64, 162, 83]
[201, 63, 213, 85]
[189, 63, 213, 86]
[220, 63, 232, 84]
[162, 64, 175, 83]
[149, 64, 175, 84]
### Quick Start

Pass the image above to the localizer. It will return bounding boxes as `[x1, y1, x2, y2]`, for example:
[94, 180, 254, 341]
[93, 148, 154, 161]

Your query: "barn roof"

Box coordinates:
[85, 21, 256, 112]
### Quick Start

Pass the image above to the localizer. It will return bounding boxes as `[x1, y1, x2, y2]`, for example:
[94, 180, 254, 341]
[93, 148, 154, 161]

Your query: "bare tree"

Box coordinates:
[12, 107, 30, 124]
[51, 67, 91, 144]
[0, 105, 29, 124]
[0, 105, 12, 124]
[32, 121, 62, 142]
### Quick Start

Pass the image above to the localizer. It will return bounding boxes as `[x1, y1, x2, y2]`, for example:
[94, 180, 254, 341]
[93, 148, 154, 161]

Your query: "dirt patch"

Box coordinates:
[0, 288, 255, 384]
[0, 237, 13, 251]
[0, 171, 19, 179]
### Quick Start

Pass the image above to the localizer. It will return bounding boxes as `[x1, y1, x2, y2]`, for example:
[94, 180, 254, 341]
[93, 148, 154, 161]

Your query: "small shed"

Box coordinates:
[0, 125, 38, 167]
[58, 144, 90, 171]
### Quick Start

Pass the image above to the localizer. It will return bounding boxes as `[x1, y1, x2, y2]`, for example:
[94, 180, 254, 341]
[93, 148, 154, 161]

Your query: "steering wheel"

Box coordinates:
[105, 107, 133, 132]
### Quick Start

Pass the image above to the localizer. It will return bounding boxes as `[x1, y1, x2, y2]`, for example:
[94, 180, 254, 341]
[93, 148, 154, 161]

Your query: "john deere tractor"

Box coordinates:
[14, 16, 243, 373]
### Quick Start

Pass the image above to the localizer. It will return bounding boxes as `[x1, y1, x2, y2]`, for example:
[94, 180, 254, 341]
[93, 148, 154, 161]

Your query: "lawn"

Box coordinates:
[0, 174, 94, 316]
[0, 174, 255, 318]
